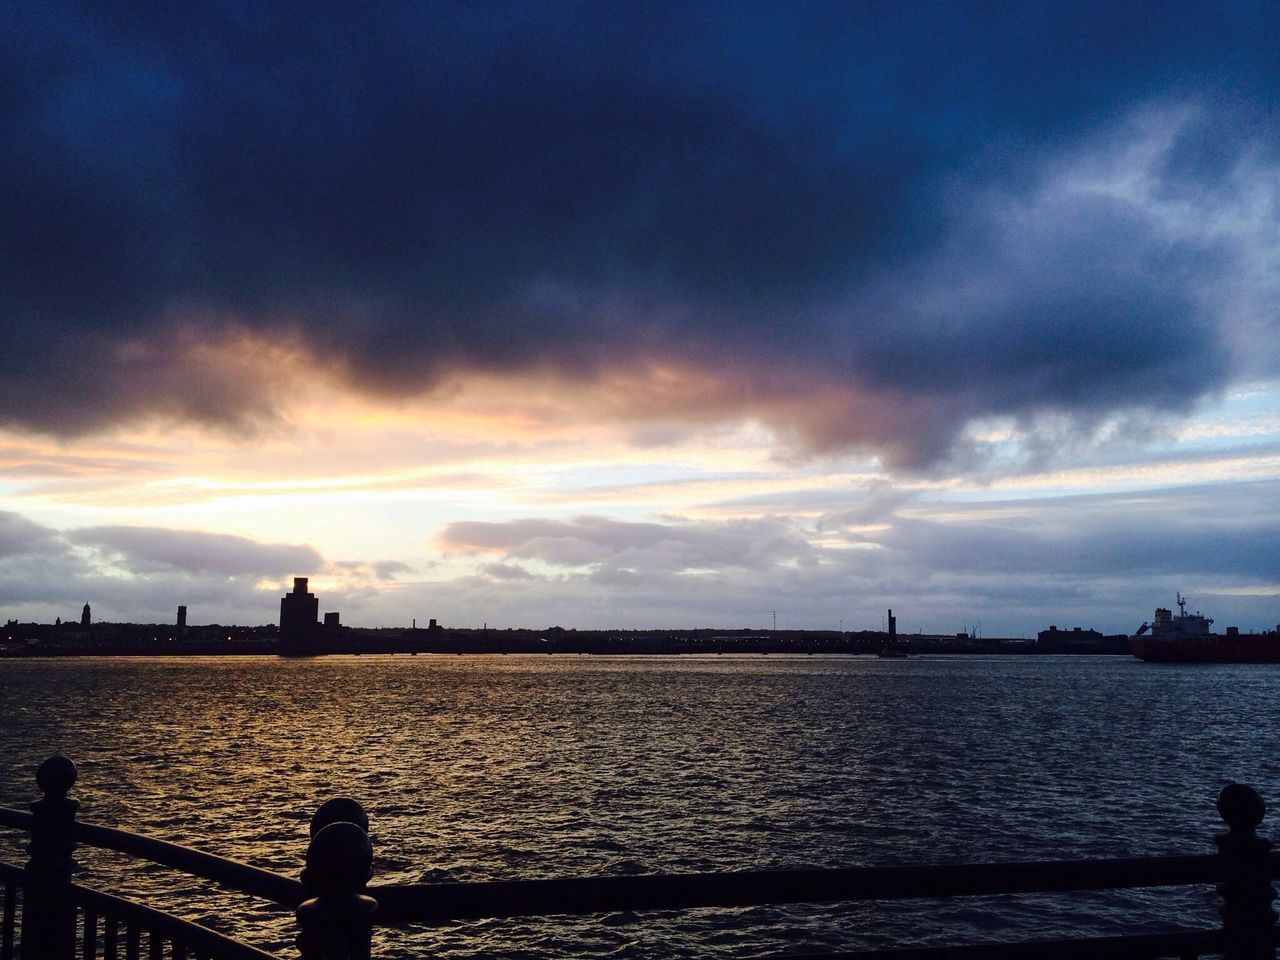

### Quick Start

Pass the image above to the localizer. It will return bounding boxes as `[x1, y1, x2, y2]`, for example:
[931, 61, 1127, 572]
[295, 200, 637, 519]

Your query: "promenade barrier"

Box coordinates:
[0, 755, 1276, 959]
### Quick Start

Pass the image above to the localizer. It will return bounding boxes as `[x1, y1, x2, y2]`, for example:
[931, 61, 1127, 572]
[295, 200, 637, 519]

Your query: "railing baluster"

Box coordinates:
[103, 915, 118, 960]
[173, 941, 187, 960]
[83, 908, 97, 960]
[20, 755, 79, 960]
[2, 880, 15, 960]
[147, 930, 162, 960]
[125, 921, 140, 960]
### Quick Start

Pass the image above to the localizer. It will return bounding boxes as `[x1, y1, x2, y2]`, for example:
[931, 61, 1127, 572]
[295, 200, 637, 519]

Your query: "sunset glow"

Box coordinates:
[3, 3, 1277, 635]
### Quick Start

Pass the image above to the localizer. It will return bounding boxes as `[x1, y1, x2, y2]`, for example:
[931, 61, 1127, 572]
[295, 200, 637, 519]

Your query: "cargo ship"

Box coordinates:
[1130, 593, 1280, 663]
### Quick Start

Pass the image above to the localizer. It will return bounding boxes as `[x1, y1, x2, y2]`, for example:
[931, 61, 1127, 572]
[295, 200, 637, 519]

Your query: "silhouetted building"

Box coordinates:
[177, 605, 187, 634]
[887, 609, 897, 642]
[1037, 625, 1104, 646]
[323, 611, 340, 629]
[280, 577, 319, 655]
[81, 603, 91, 628]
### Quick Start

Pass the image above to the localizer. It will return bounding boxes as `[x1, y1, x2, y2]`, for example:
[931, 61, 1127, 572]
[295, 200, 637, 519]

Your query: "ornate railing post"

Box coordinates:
[297, 802, 377, 960]
[20, 755, 79, 960]
[1217, 782, 1277, 960]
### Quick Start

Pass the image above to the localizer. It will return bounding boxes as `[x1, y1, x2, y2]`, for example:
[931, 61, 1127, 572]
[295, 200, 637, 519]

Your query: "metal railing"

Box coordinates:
[1, 755, 1276, 959]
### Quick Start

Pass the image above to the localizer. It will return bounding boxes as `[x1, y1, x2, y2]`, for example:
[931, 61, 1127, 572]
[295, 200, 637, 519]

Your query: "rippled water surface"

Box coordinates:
[2, 654, 1278, 957]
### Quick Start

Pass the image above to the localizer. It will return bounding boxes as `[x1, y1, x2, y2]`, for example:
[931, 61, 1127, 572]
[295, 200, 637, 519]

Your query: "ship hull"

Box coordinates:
[1130, 636, 1280, 663]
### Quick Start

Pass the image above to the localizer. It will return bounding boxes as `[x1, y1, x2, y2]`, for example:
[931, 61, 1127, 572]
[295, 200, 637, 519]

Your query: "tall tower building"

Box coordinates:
[177, 605, 187, 636]
[81, 603, 91, 628]
[280, 577, 319, 655]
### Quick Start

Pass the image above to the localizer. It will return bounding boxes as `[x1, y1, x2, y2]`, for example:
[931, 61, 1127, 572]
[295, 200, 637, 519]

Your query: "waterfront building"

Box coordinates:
[280, 577, 319, 654]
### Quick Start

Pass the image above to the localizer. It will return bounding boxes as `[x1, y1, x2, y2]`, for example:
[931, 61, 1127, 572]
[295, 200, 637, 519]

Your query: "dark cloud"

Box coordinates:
[68, 525, 321, 577]
[2, 2, 1276, 464]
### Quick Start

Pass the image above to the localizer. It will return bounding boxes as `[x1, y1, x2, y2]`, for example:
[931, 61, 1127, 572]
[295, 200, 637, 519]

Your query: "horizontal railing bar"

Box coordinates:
[781, 927, 1226, 959]
[0, 810, 33, 833]
[69, 883, 279, 960]
[6, 815, 304, 906]
[368, 854, 1230, 922]
[72, 823, 305, 906]
[8, 809, 1280, 939]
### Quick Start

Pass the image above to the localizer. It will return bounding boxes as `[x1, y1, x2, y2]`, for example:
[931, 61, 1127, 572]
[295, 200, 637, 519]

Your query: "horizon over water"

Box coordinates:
[2, 654, 1277, 958]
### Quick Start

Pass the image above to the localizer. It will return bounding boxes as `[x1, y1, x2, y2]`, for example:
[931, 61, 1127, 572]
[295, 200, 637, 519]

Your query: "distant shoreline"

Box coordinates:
[0, 627, 1133, 658]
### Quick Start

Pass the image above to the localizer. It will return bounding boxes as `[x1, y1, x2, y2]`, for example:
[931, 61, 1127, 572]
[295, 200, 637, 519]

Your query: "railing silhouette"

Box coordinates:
[0, 756, 1277, 959]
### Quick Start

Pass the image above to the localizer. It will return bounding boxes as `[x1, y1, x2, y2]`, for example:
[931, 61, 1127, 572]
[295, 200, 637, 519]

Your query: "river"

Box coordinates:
[1, 653, 1277, 957]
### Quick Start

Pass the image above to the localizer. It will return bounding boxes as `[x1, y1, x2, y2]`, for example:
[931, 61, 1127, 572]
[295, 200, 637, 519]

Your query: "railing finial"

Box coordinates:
[297, 821, 378, 960]
[35, 755, 77, 799]
[1219, 783, 1266, 835]
[1216, 783, 1277, 960]
[309, 797, 369, 839]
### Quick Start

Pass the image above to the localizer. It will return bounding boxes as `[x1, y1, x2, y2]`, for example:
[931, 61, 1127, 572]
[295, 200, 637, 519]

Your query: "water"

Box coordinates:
[2, 654, 1278, 957]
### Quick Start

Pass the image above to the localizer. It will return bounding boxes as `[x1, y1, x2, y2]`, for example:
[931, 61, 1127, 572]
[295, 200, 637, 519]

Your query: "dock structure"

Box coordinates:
[1, 755, 1277, 958]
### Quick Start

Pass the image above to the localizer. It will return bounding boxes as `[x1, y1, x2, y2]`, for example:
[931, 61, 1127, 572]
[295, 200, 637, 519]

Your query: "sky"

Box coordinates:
[2, 1, 1278, 636]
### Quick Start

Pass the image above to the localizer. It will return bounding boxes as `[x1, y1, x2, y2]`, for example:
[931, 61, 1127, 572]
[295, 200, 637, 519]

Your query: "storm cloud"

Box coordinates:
[3, 2, 1277, 465]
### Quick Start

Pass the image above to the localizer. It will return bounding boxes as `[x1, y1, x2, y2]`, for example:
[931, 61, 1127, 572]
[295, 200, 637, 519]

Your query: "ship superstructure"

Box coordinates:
[1137, 592, 1214, 642]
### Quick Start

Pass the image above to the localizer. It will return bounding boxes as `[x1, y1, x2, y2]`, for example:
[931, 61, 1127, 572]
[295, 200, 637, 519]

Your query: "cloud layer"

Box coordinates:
[3, 3, 1277, 466]
[434, 479, 1280, 633]
[0, 512, 403, 624]
[2, 466, 1276, 633]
